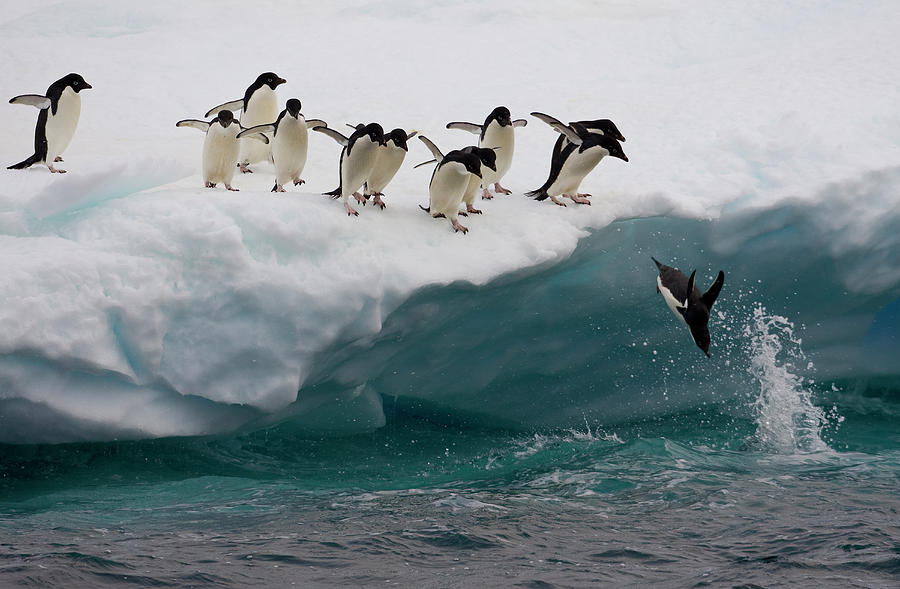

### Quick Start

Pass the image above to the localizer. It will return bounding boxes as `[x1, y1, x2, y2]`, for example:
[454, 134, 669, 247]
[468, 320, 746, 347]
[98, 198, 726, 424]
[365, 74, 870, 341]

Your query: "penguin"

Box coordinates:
[415, 137, 498, 215]
[652, 257, 725, 357]
[176, 110, 269, 191]
[361, 127, 418, 209]
[236, 98, 327, 192]
[416, 136, 485, 234]
[526, 112, 628, 206]
[446, 106, 526, 199]
[8, 73, 92, 173]
[313, 122, 386, 216]
[205, 72, 286, 173]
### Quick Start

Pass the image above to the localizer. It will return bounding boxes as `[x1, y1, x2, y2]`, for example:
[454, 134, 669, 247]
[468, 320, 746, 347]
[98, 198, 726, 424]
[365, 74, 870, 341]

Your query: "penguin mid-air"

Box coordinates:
[652, 257, 725, 357]
[446, 105, 526, 199]
[351, 126, 417, 209]
[205, 72, 286, 173]
[176, 110, 269, 191]
[313, 122, 386, 216]
[526, 111, 628, 207]
[237, 98, 327, 192]
[8, 73, 92, 173]
[416, 136, 486, 234]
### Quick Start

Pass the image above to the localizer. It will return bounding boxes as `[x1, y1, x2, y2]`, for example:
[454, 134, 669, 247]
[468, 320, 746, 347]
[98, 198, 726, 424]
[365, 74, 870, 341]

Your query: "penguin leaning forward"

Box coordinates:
[416, 136, 490, 234]
[8, 73, 92, 173]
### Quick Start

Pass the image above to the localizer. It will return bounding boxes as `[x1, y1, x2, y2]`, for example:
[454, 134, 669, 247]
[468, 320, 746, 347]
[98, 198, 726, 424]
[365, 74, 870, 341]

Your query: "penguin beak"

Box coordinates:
[277, 77, 286, 86]
[618, 153, 629, 162]
[83, 82, 93, 90]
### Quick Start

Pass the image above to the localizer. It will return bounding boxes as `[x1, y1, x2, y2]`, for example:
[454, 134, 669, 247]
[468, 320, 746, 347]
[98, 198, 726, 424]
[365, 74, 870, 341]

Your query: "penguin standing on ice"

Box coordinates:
[416, 136, 488, 234]
[8, 73, 92, 173]
[652, 257, 725, 357]
[205, 72, 286, 173]
[360, 127, 417, 209]
[417, 138, 498, 216]
[527, 112, 628, 206]
[176, 110, 269, 191]
[313, 122, 386, 216]
[237, 98, 327, 192]
[446, 106, 526, 199]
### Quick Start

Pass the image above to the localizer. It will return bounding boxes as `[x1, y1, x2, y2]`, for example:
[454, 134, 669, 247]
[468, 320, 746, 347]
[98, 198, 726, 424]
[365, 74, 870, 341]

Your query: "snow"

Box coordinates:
[1, 1, 899, 441]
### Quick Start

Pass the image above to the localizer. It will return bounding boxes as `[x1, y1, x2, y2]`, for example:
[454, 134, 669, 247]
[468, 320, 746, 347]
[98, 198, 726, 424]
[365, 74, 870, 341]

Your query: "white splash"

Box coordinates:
[744, 305, 831, 454]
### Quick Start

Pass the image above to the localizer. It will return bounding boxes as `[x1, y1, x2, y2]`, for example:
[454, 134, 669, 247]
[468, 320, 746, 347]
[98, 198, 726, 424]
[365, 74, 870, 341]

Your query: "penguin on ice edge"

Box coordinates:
[237, 98, 327, 192]
[8, 73, 92, 173]
[446, 106, 526, 199]
[416, 136, 488, 234]
[314, 122, 386, 216]
[176, 110, 269, 191]
[652, 257, 725, 357]
[205, 72, 286, 173]
[416, 137, 498, 216]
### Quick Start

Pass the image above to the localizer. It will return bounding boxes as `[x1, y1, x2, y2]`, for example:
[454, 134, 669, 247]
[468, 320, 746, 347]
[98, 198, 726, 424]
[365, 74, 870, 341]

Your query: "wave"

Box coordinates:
[1, 166, 899, 443]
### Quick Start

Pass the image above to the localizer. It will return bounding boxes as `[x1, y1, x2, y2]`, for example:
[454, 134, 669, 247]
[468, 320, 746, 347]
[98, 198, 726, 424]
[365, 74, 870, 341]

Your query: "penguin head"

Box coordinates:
[255, 72, 286, 90]
[596, 134, 628, 162]
[689, 322, 711, 357]
[285, 98, 302, 118]
[216, 110, 235, 127]
[575, 119, 625, 143]
[61, 73, 92, 93]
[363, 122, 386, 146]
[386, 128, 411, 150]
[474, 147, 497, 172]
[487, 106, 512, 127]
[459, 152, 483, 178]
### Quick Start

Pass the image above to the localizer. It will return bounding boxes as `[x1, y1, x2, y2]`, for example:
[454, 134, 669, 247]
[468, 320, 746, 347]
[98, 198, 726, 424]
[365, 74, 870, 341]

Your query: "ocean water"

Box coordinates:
[2, 216, 898, 588]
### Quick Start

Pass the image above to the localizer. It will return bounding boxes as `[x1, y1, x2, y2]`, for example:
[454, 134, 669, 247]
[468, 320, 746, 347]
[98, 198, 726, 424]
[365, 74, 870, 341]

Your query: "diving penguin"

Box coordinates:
[176, 110, 269, 191]
[313, 122, 386, 216]
[237, 98, 327, 192]
[8, 73, 92, 173]
[446, 105, 526, 199]
[652, 257, 725, 357]
[205, 72, 286, 173]
[527, 112, 628, 206]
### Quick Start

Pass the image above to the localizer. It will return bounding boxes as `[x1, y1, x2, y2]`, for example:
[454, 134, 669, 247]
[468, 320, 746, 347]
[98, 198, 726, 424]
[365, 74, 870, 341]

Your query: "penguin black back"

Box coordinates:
[652, 257, 725, 357]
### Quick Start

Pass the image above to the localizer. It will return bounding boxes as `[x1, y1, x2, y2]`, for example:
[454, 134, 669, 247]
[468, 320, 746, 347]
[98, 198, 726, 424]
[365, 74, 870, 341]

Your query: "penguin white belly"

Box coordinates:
[479, 124, 514, 185]
[657, 276, 688, 325]
[239, 87, 279, 165]
[367, 145, 406, 193]
[272, 118, 308, 185]
[45, 88, 81, 163]
[429, 162, 471, 217]
[461, 174, 482, 206]
[203, 125, 240, 185]
[341, 140, 379, 199]
[547, 148, 606, 196]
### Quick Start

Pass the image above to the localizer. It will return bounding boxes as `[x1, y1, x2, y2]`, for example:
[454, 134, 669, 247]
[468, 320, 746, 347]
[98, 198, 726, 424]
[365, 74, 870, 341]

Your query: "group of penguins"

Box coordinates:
[7, 72, 726, 357]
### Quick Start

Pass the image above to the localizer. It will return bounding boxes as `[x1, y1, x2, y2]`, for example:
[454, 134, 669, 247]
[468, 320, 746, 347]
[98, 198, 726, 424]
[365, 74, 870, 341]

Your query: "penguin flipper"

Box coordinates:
[9, 94, 51, 109]
[406, 130, 418, 141]
[236, 124, 275, 139]
[531, 112, 582, 145]
[512, 119, 528, 128]
[702, 271, 725, 310]
[312, 126, 349, 146]
[176, 119, 211, 132]
[417, 136, 444, 161]
[239, 130, 270, 144]
[446, 122, 481, 134]
[685, 270, 696, 307]
[413, 159, 437, 169]
[204, 99, 244, 118]
[304, 119, 327, 129]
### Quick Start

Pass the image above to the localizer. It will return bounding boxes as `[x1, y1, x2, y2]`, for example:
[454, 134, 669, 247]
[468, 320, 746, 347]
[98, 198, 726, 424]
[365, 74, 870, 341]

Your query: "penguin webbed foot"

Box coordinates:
[493, 182, 512, 195]
[458, 210, 468, 217]
[345, 203, 359, 216]
[481, 188, 494, 200]
[237, 163, 252, 174]
[466, 204, 482, 214]
[353, 192, 367, 205]
[372, 195, 386, 210]
[567, 194, 591, 205]
[48, 165, 67, 174]
[226, 185, 239, 192]
[205, 182, 216, 188]
[293, 178, 305, 186]
[452, 220, 469, 234]
[54, 156, 64, 162]
[272, 184, 286, 193]
[549, 196, 567, 207]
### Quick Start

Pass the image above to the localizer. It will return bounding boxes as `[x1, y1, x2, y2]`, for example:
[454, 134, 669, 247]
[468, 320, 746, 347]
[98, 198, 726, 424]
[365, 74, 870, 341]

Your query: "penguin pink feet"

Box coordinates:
[451, 220, 468, 234]
[568, 194, 591, 205]
[466, 204, 482, 214]
[353, 192, 367, 205]
[48, 164, 66, 174]
[272, 184, 286, 193]
[372, 195, 387, 209]
[345, 203, 359, 216]
[226, 184, 239, 191]
[549, 196, 567, 207]
[493, 182, 512, 195]
[238, 162, 252, 174]
[481, 187, 494, 200]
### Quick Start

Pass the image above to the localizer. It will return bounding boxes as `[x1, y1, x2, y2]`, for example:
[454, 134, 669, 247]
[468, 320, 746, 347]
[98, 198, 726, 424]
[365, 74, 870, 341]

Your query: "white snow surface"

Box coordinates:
[1, 1, 899, 440]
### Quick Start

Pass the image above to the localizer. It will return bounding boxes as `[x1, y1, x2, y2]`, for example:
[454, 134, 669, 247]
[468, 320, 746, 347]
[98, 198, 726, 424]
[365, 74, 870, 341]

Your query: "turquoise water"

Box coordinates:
[2, 214, 899, 587]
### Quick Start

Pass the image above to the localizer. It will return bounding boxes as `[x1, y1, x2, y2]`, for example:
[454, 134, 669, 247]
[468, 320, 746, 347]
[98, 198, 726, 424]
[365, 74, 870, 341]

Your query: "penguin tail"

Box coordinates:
[7, 154, 41, 170]
[419, 204, 431, 213]
[525, 188, 549, 201]
[323, 187, 341, 198]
